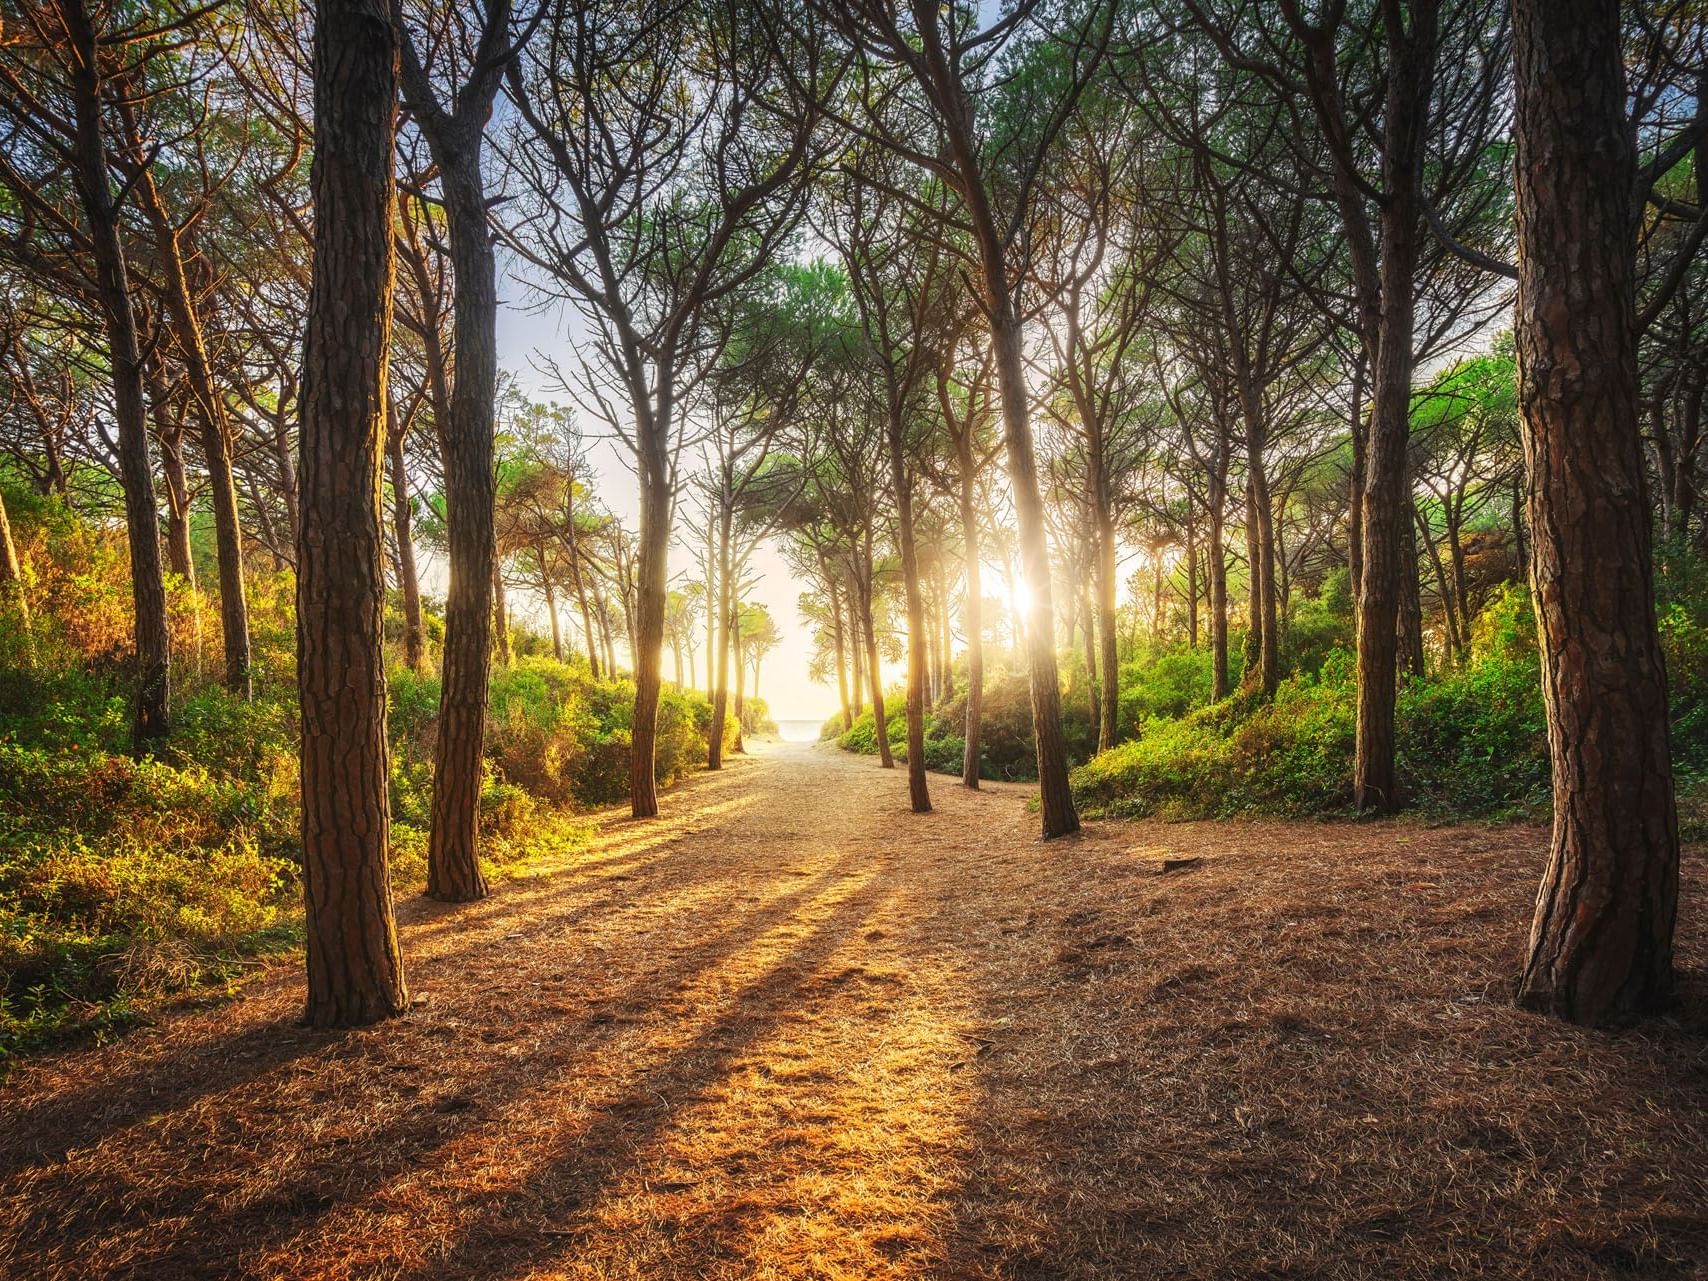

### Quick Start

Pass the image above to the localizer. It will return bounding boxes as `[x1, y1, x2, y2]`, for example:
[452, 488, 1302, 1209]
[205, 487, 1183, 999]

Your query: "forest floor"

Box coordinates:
[2, 741, 1706, 1281]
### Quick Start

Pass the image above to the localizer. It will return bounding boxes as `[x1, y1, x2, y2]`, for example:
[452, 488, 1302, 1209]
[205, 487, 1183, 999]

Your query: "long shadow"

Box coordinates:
[386, 873, 892, 1281]
[0, 785, 770, 1180]
[0, 1014, 335, 1183]
[4, 858, 886, 1276]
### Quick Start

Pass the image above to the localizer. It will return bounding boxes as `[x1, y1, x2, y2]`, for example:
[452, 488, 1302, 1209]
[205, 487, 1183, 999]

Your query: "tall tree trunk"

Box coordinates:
[1244, 439, 1280, 696]
[887, 414, 931, 812]
[957, 435, 984, 788]
[988, 303, 1076, 834]
[829, 573, 853, 732]
[124, 120, 252, 697]
[1209, 489, 1230, 700]
[850, 587, 865, 718]
[1353, 10, 1435, 812]
[65, 0, 169, 745]
[1397, 493, 1427, 680]
[387, 404, 424, 673]
[1512, 0, 1678, 1025]
[629, 470, 670, 814]
[1185, 500, 1200, 649]
[296, 0, 408, 1026]
[732, 609, 746, 754]
[709, 504, 733, 769]
[565, 495, 599, 678]
[422, 139, 499, 903]
[858, 553, 893, 769]
[144, 362, 195, 584]
[936, 559, 954, 704]
[1081, 578, 1100, 734]
[1095, 509, 1119, 750]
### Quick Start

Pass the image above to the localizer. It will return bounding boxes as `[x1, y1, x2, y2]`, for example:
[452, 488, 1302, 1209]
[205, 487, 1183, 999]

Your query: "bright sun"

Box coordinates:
[1009, 579, 1033, 618]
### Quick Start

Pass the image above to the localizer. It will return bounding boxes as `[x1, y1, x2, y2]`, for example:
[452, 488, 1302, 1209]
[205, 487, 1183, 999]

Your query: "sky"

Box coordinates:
[489, 277, 860, 725]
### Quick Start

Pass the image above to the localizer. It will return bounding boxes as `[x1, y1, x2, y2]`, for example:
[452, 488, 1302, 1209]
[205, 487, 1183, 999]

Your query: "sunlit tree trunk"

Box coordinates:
[387, 405, 424, 673]
[828, 574, 853, 732]
[709, 498, 733, 769]
[887, 409, 931, 812]
[857, 545, 893, 769]
[124, 113, 252, 698]
[297, 0, 408, 1027]
[1512, 0, 1678, 1025]
[65, 0, 169, 745]
[957, 433, 984, 788]
[402, 7, 514, 903]
[491, 561, 510, 669]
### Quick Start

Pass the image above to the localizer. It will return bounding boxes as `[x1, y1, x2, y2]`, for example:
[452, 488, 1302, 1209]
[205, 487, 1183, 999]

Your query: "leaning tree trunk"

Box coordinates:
[857, 552, 894, 769]
[988, 301, 1076, 835]
[296, 0, 409, 1027]
[958, 447, 984, 788]
[423, 128, 499, 903]
[1512, 0, 1678, 1026]
[127, 139, 252, 698]
[888, 413, 931, 813]
[387, 418, 425, 673]
[65, 0, 169, 746]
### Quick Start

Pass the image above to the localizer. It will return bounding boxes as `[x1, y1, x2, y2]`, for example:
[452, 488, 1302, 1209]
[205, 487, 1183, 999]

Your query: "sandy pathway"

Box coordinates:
[2, 741, 1705, 1280]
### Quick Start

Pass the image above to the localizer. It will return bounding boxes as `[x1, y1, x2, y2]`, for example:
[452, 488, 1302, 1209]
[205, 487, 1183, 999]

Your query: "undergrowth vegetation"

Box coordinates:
[833, 565, 1708, 827]
[0, 490, 733, 1059]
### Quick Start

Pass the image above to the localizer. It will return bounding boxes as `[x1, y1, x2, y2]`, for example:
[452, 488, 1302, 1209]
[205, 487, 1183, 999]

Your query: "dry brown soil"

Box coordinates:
[2, 740, 1705, 1279]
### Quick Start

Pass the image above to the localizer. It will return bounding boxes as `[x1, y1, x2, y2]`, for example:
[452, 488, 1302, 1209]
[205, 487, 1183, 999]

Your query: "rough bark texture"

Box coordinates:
[858, 551, 894, 770]
[1511, 0, 1678, 1025]
[957, 439, 984, 789]
[64, 0, 170, 746]
[1351, 8, 1435, 813]
[403, 13, 509, 902]
[125, 127, 252, 698]
[989, 306, 1077, 836]
[387, 416, 424, 673]
[888, 413, 931, 813]
[296, 0, 408, 1028]
[709, 502, 733, 770]
[629, 472, 670, 815]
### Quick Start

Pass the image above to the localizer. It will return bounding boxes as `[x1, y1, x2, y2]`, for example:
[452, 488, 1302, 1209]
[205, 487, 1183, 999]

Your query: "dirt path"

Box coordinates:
[3, 742, 1706, 1280]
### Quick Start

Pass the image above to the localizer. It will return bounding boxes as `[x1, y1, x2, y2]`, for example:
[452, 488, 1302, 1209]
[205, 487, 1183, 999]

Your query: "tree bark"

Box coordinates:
[491, 560, 510, 668]
[709, 496, 733, 769]
[629, 470, 670, 813]
[828, 572, 853, 732]
[64, 0, 169, 746]
[403, 16, 510, 903]
[988, 304, 1077, 834]
[887, 410, 931, 812]
[957, 438, 984, 788]
[296, 0, 408, 1027]
[387, 404, 424, 673]
[1352, 9, 1435, 813]
[1512, 0, 1678, 1025]
[124, 116, 252, 697]
[857, 548, 893, 769]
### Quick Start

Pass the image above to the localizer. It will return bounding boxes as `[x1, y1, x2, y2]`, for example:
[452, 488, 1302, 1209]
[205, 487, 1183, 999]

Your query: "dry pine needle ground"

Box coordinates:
[1, 741, 1705, 1280]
